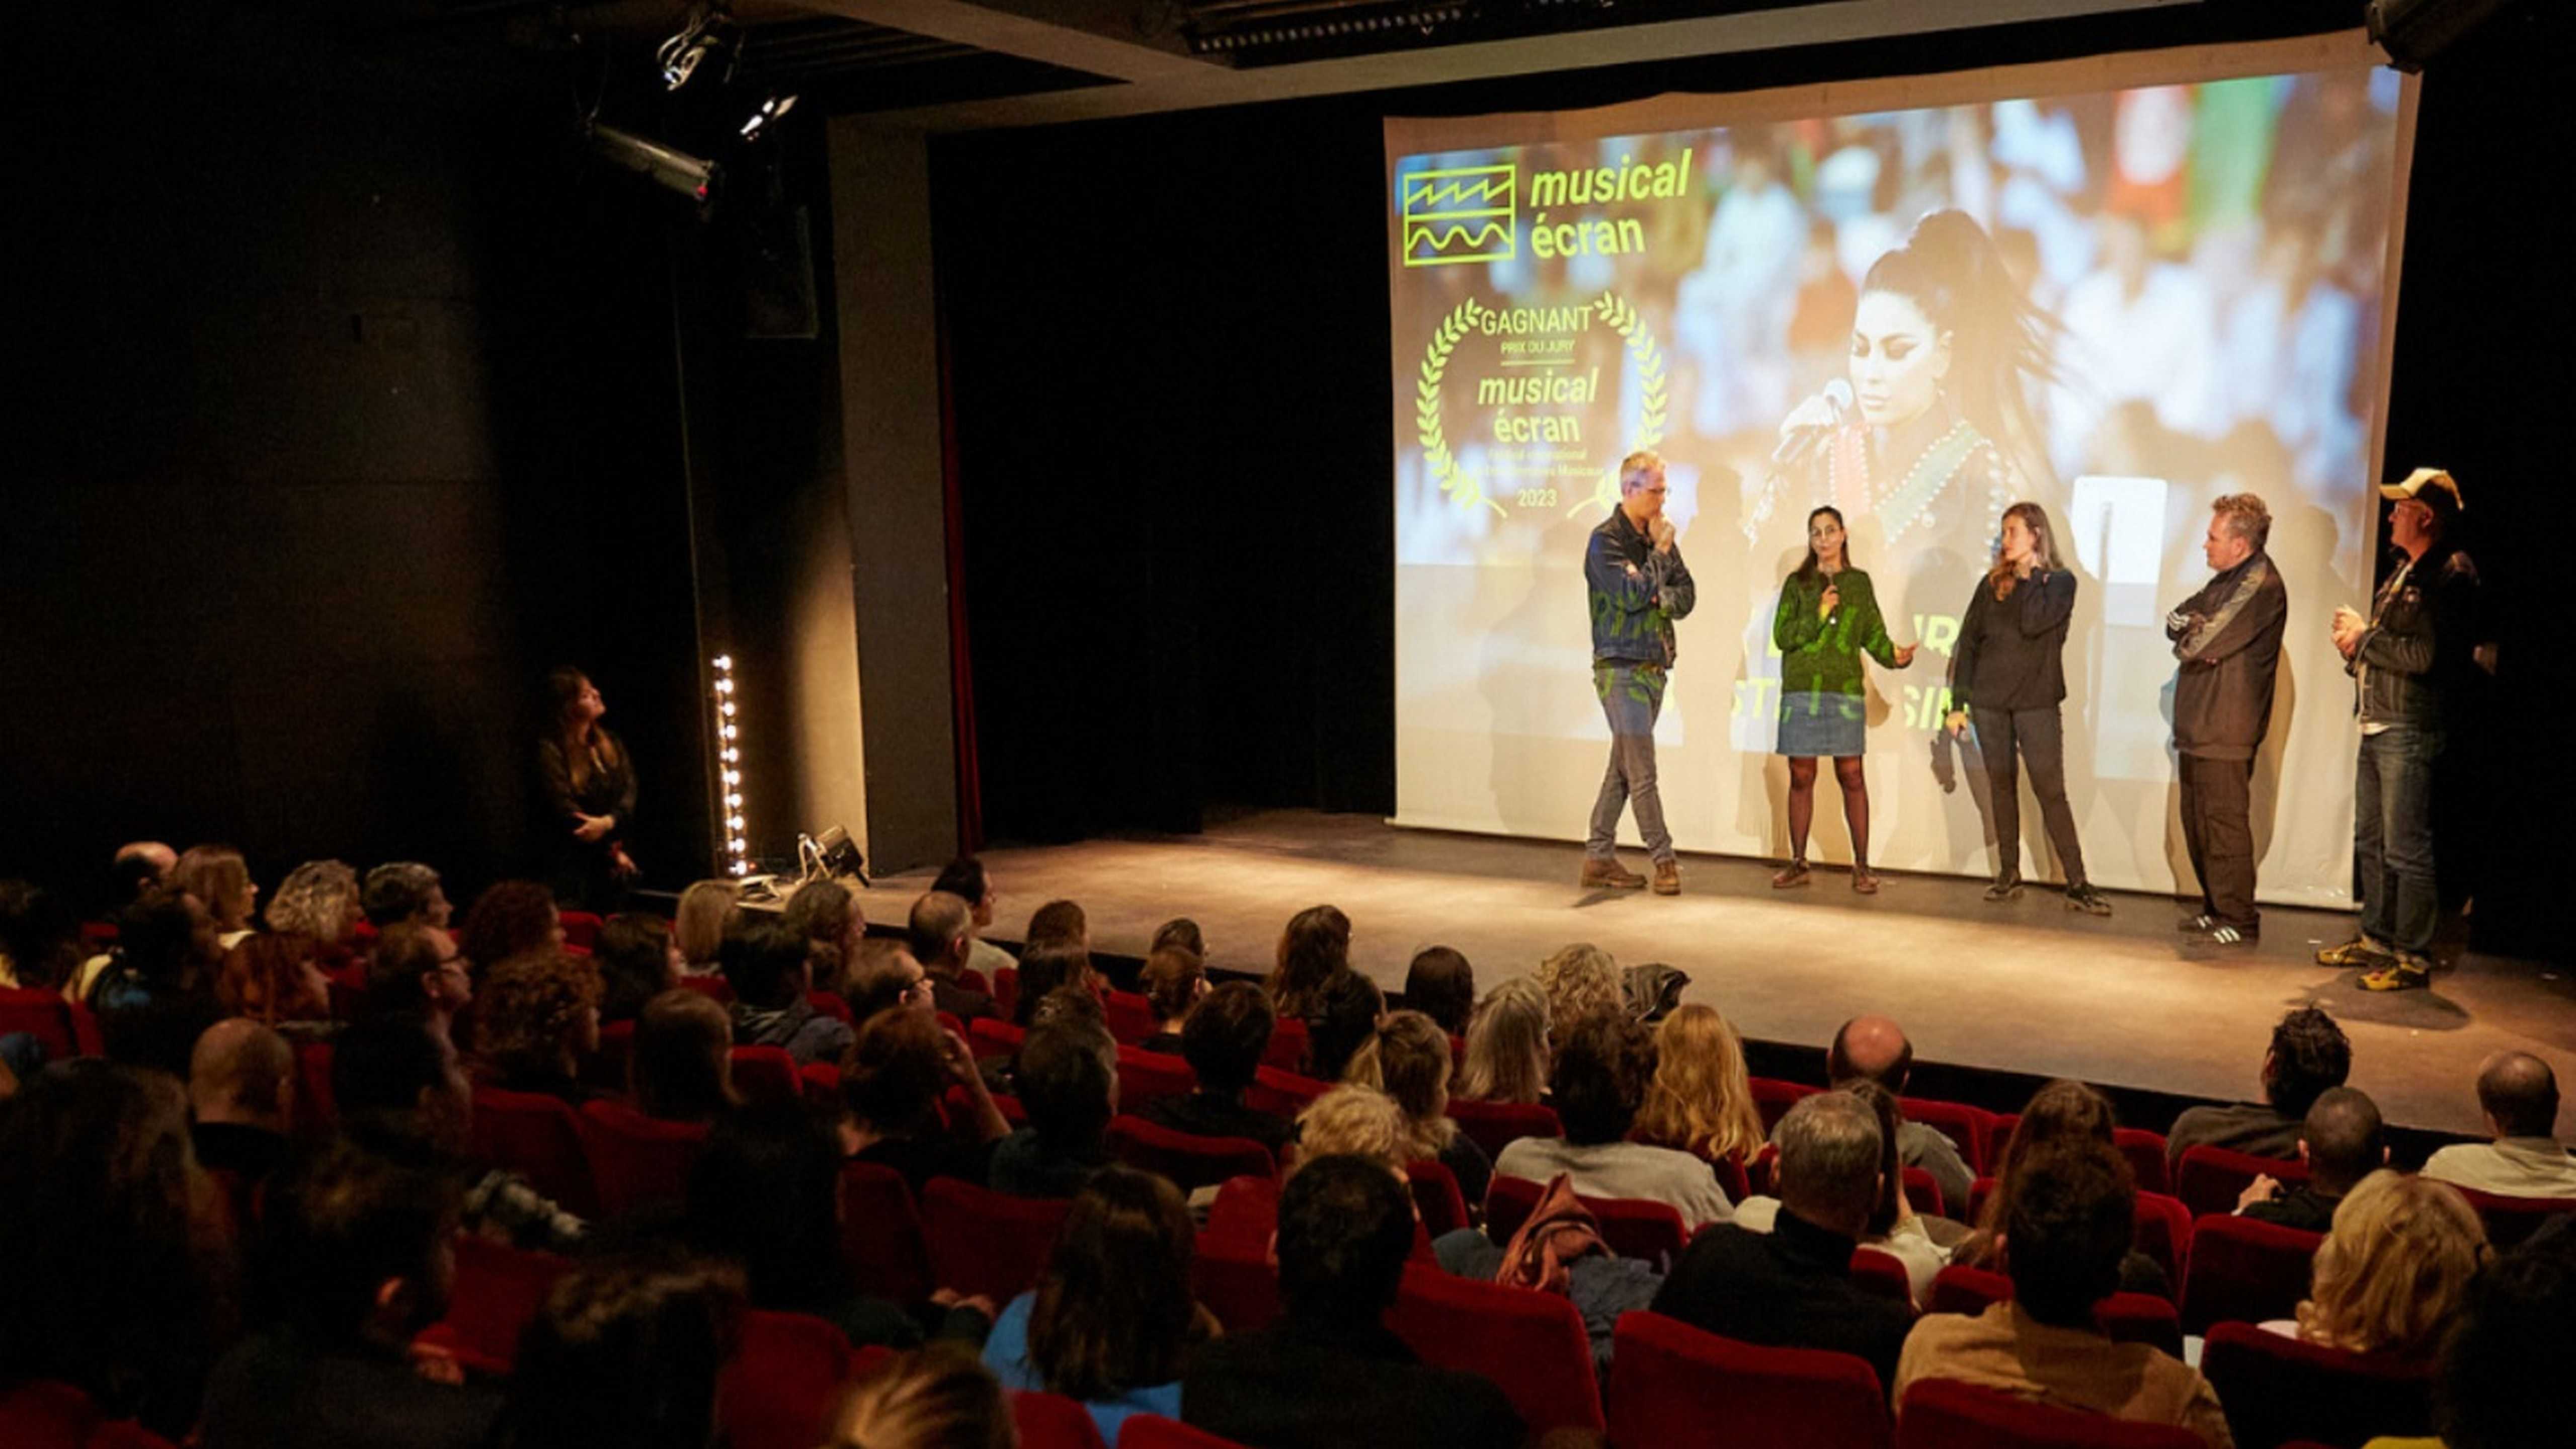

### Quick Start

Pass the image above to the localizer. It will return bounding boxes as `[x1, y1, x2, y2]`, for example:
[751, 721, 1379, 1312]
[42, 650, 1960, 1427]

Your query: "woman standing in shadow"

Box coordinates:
[539, 666, 638, 911]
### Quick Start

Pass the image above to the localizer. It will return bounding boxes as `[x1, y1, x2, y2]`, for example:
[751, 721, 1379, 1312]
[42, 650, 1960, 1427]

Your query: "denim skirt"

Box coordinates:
[1777, 690, 1866, 758]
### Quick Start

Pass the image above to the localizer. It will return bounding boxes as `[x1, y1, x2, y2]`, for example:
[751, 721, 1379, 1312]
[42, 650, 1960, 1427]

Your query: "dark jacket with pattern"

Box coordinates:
[2347, 540, 2478, 729]
[1587, 507, 1696, 667]
[2166, 551, 2288, 760]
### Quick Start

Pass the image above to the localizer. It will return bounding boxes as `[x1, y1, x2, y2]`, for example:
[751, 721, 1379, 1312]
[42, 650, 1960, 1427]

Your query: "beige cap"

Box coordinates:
[2380, 466, 2463, 515]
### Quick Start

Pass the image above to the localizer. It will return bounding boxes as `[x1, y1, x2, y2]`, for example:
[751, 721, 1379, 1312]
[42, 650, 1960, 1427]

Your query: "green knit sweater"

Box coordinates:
[1773, 567, 1899, 705]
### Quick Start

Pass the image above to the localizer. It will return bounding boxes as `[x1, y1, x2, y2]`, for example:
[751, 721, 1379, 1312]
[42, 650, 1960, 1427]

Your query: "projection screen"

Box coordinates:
[1386, 33, 2416, 906]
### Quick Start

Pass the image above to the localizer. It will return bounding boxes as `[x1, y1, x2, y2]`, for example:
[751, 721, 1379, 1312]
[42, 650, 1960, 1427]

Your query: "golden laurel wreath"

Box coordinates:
[1411, 291, 1666, 521]
[1570, 291, 1667, 515]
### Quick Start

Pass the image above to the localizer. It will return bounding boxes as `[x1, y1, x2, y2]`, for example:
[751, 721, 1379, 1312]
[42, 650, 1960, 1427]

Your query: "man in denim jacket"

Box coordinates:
[1582, 450, 1696, 895]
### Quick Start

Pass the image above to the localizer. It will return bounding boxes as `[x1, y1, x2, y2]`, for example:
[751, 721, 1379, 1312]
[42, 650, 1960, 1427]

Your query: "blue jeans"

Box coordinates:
[2356, 724, 2442, 957]
[1587, 662, 1673, 863]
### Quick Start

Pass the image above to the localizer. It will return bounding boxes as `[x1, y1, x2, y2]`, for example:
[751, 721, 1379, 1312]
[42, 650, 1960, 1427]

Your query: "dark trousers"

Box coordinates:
[2179, 752, 2259, 932]
[2356, 723, 2442, 957]
[1976, 706, 2088, 888]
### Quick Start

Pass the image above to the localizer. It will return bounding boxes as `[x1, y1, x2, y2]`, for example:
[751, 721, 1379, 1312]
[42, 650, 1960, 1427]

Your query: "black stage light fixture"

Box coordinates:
[588, 122, 719, 204]
[2366, 0, 2520, 71]
[659, 2, 736, 90]
[740, 93, 797, 141]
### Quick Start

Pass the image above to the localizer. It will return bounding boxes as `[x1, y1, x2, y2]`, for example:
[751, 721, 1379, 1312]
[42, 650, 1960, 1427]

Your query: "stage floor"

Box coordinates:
[850, 810, 2573, 1140]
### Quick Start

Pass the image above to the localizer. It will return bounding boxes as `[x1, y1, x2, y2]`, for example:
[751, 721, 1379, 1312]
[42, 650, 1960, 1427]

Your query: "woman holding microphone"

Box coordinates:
[1772, 506, 1916, 894]
[1946, 503, 2111, 914]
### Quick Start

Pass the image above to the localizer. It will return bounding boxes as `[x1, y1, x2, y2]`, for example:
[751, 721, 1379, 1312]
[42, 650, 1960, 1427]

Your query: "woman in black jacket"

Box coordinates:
[1946, 503, 2110, 914]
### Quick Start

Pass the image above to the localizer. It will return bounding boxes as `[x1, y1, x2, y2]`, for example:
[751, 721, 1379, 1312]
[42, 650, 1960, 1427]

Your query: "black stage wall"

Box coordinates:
[935, 0, 2572, 956]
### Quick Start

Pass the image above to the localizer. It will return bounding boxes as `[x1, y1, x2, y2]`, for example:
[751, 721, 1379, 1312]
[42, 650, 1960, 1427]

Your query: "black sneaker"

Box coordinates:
[2064, 883, 2112, 916]
[1983, 874, 2024, 902]
[2202, 923, 2259, 947]
[2177, 912, 2217, 933]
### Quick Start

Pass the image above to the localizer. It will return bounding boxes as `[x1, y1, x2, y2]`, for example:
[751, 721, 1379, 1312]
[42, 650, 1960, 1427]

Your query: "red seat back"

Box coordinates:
[2113, 1129, 2172, 1195]
[2198, 1321, 2436, 1449]
[0, 988, 101, 1060]
[1107, 1114, 1275, 1190]
[2452, 1186, 2576, 1248]
[838, 1161, 933, 1305]
[1901, 1098, 1995, 1176]
[799, 1061, 842, 1105]
[0, 1379, 180, 1449]
[718, 1310, 854, 1449]
[420, 1234, 573, 1375]
[1118, 1416, 1249, 1449]
[1114, 1046, 1197, 1112]
[1103, 990, 1156, 1044]
[576, 1099, 708, 1219]
[921, 1177, 1071, 1302]
[1444, 1098, 1561, 1162]
[557, 910, 603, 950]
[581, 1018, 636, 1092]
[1611, 1310, 1890, 1449]
[2131, 1191, 2192, 1286]
[1405, 1157, 1471, 1238]
[1388, 1263, 1603, 1435]
[1191, 1228, 1281, 1333]
[1243, 1065, 1330, 1118]
[1260, 1016, 1309, 1073]
[808, 991, 853, 1025]
[1749, 1077, 1821, 1133]
[293, 1038, 337, 1134]
[1484, 1175, 1687, 1267]
[968, 1015, 1026, 1062]
[2181, 1214, 2322, 1335]
[1898, 1377, 2204, 1448]
[2175, 1144, 2306, 1220]
[1850, 1247, 1915, 1309]
[679, 974, 736, 1005]
[729, 1045, 803, 1108]
[1925, 1265, 2179, 1356]
[1902, 1166, 1947, 1220]
[1011, 1390, 1109, 1449]
[469, 1086, 598, 1217]
[992, 967, 1018, 1023]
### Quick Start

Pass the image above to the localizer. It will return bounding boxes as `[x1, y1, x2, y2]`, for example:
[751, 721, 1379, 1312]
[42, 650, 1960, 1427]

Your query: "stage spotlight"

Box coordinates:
[711, 654, 751, 876]
[589, 122, 719, 204]
[659, 3, 735, 91]
[2367, 0, 2520, 70]
[740, 93, 797, 141]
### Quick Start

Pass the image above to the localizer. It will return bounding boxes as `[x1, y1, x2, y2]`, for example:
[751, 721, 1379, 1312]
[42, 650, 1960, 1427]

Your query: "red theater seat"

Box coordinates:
[922, 1178, 1071, 1303]
[1750, 1077, 1821, 1133]
[993, 967, 1018, 1022]
[557, 910, 603, 950]
[1850, 1247, 1915, 1309]
[808, 991, 852, 1024]
[0, 1381, 179, 1449]
[1902, 1097, 1996, 1176]
[1114, 1046, 1196, 1111]
[418, 1235, 573, 1375]
[1611, 1311, 1890, 1449]
[2131, 1191, 2192, 1287]
[0, 988, 103, 1060]
[580, 1017, 635, 1092]
[293, 1038, 337, 1134]
[1484, 1175, 1687, 1267]
[1191, 1227, 1281, 1333]
[719, 1310, 857, 1449]
[1107, 1114, 1275, 1190]
[1388, 1263, 1603, 1436]
[2181, 1214, 2322, 1335]
[839, 1162, 933, 1305]
[800, 1061, 842, 1105]
[1405, 1156, 1471, 1237]
[578, 1098, 708, 1219]
[1903, 1166, 1947, 1220]
[729, 1044, 803, 1108]
[1013, 1391, 1110, 1449]
[469, 1085, 598, 1218]
[1117, 1415, 1249, 1449]
[2175, 1144, 2306, 1220]
[2452, 1185, 2576, 1248]
[2114, 1129, 2172, 1196]
[1261, 1016, 1309, 1073]
[1104, 990, 1156, 1044]
[1445, 1097, 1561, 1161]
[1898, 1378, 2204, 1448]
[2198, 1321, 2436, 1449]
[969, 1015, 1026, 1061]
[1925, 1266, 2183, 1358]
[1242, 1065, 1328, 1118]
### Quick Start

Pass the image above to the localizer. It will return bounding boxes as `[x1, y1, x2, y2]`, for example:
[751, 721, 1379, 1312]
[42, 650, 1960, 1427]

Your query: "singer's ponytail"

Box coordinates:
[1862, 209, 2057, 486]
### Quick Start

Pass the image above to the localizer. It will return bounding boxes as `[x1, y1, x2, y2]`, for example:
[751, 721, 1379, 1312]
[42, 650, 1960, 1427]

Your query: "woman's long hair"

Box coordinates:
[1026, 1166, 1205, 1401]
[1986, 501, 2066, 600]
[1793, 506, 1854, 585]
[547, 666, 620, 791]
[1345, 1009, 1459, 1159]
[1633, 1005, 1765, 1163]
[1267, 905, 1351, 1021]
[174, 846, 255, 933]
[2296, 1170, 2488, 1358]
[1533, 943, 1622, 1045]
[1456, 977, 1550, 1106]
[1957, 1078, 2118, 1269]
[1861, 208, 2058, 485]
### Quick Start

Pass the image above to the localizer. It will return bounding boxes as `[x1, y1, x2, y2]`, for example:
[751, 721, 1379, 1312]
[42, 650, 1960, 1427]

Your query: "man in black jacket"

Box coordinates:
[1582, 449, 1697, 896]
[2165, 493, 2289, 946]
[2326, 468, 2481, 991]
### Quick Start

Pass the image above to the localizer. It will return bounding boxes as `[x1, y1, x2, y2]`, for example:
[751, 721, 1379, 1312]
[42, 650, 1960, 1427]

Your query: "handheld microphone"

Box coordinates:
[1771, 380, 1854, 468]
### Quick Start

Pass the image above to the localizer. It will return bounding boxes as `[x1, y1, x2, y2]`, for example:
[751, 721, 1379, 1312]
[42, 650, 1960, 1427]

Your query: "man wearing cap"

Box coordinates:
[2323, 468, 2481, 991]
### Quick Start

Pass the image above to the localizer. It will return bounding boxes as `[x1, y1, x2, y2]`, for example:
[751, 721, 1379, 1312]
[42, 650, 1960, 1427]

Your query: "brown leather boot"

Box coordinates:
[1652, 859, 1681, 896]
[1579, 856, 1647, 890]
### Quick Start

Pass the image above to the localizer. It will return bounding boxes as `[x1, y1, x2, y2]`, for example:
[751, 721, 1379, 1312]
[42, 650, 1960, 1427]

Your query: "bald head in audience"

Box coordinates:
[2299, 1087, 2387, 1194]
[1775, 1091, 1884, 1239]
[190, 1018, 294, 1133]
[1827, 1015, 1914, 1094]
[2477, 1053, 2562, 1142]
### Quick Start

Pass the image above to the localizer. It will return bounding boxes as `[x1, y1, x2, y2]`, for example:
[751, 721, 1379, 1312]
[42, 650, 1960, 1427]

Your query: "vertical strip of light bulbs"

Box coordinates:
[712, 654, 749, 876]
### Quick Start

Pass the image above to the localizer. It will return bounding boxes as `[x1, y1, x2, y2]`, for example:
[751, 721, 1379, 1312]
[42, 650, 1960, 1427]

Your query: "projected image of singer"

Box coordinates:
[1753, 211, 2053, 555]
[1770, 507, 1916, 895]
[1581, 450, 1696, 896]
[1946, 503, 2112, 916]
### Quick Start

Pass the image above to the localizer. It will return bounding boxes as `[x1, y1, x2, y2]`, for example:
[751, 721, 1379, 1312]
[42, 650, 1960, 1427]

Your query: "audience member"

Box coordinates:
[1303, 967, 1384, 1082]
[720, 916, 855, 1067]
[1136, 944, 1206, 1053]
[199, 1142, 499, 1449]
[1632, 1003, 1767, 1166]
[90, 885, 225, 1076]
[333, 1012, 587, 1252]
[2421, 1052, 2576, 1198]
[672, 879, 738, 977]
[537, 665, 638, 910]
[1150, 916, 1206, 960]
[1185, 1154, 1522, 1448]
[109, 839, 181, 901]
[843, 1005, 1009, 1194]
[934, 855, 1018, 981]
[176, 844, 262, 951]
[1533, 942, 1623, 1044]
[497, 1251, 744, 1449]
[1654, 1092, 1915, 1392]
[1348, 1008, 1490, 1204]
[457, 880, 564, 976]
[830, 1345, 1017, 1449]
[2240, 1085, 2387, 1231]
[189, 1016, 296, 1192]
[592, 913, 681, 1023]
[1954, 1078, 2169, 1299]
[2280, 1169, 2485, 1358]
[1455, 976, 1551, 1105]
[633, 989, 740, 1124]
[2166, 1005, 2351, 1165]
[910, 889, 999, 1021]
[684, 1103, 988, 1348]
[1144, 981, 1295, 1157]
[1894, 1143, 2229, 1446]
[0, 878, 83, 990]
[1497, 1012, 1731, 1228]
[2431, 1214, 2576, 1449]
[1733, 1082, 1941, 1303]
[1400, 945, 1475, 1037]
[219, 858, 358, 1025]
[991, 1001, 1118, 1197]
[846, 939, 937, 1022]
[983, 1166, 1217, 1441]
[364, 922, 472, 1036]
[1291, 1084, 1411, 1173]
[1025, 899, 1088, 952]
[1805, 1014, 1974, 1218]
[360, 862, 451, 932]
[0, 1060, 228, 1440]
[473, 949, 606, 1103]
[1010, 940, 1097, 1026]
[1266, 904, 1351, 1023]
[782, 876, 865, 1000]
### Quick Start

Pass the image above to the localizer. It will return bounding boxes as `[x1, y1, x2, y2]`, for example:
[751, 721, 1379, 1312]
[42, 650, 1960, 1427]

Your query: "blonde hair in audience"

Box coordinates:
[176, 845, 256, 931]
[1533, 942, 1621, 1043]
[1292, 1085, 1411, 1176]
[1457, 977, 1551, 1106]
[267, 860, 360, 943]
[1346, 1010, 1459, 1160]
[829, 1344, 1017, 1449]
[1633, 1004, 1765, 1162]
[2294, 1170, 2488, 1357]
[673, 880, 739, 970]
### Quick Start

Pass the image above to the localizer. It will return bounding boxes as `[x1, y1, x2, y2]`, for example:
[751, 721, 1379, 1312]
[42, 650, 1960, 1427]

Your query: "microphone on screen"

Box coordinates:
[1771, 379, 1855, 468]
